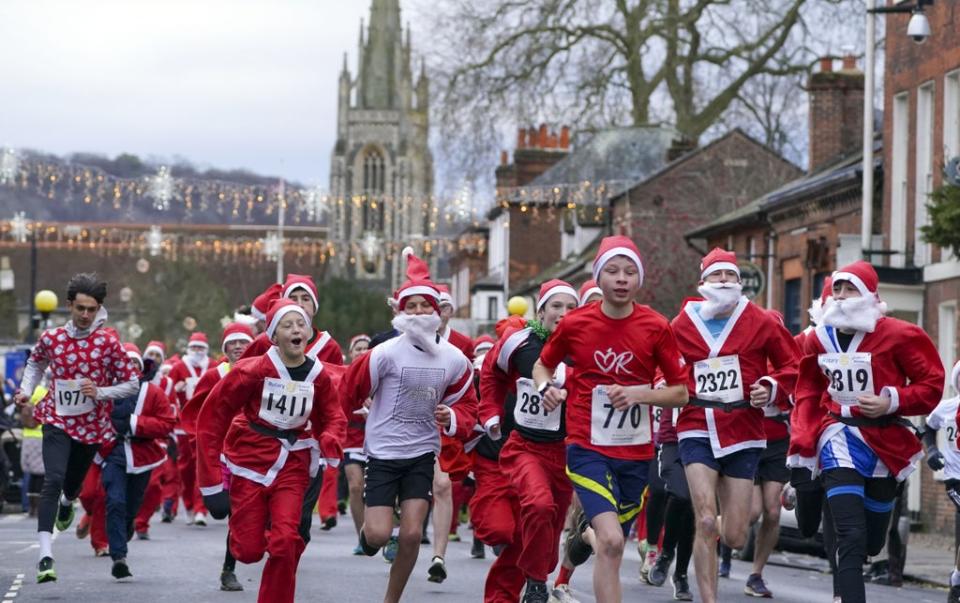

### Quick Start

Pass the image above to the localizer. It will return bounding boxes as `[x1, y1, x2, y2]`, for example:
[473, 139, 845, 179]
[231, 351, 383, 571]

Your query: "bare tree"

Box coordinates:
[419, 0, 863, 191]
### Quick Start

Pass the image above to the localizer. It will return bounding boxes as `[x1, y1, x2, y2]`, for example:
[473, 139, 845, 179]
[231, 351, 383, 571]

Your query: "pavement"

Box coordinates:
[0, 506, 953, 602]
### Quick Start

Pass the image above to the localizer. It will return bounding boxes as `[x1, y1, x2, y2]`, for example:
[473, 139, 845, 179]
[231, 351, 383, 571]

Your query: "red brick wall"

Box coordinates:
[808, 59, 865, 173]
[508, 206, 562, 287]
[618, 131, 802, 316]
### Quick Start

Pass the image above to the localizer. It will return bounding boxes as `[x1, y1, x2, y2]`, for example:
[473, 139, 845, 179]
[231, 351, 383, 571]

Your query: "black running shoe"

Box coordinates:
[111, 559, 133, 580]
[471, 537, 486, 559]
[220, 570, 243, 591]
[948, 584, 960, 603]
[673, 575, 693, 601]
[427, 556, 447, 583]
[522, 579, 549, 603]
[648, 552, 673, 587]
[565, 512, 593, 567]
[320, 516, 337, 531]
[37, 557, 56, 583]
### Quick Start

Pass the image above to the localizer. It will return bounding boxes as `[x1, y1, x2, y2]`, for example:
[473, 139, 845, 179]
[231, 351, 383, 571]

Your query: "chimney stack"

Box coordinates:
[807, 55, 864, 173]
[517, 128, 526, 149]
[500, 150, 509, 166]
[560, 126, 570, 149]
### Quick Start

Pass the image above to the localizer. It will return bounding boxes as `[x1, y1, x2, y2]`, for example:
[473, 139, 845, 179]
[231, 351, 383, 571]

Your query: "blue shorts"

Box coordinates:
[565, 444, 648, 536]
[678, 437, 761, 480]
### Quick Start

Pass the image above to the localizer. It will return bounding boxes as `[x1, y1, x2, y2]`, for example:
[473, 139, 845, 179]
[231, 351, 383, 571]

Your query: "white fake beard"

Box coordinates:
[186, 350, 208, 367]
[392, 313, 443, 354]
[697, 282, 743, 320]
[821, 295, 886, 333]
[807, 298, 824, 326]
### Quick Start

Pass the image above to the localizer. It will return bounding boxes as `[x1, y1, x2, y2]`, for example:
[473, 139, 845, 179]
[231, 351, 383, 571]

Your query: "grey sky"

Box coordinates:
[0, 1, 405, 186]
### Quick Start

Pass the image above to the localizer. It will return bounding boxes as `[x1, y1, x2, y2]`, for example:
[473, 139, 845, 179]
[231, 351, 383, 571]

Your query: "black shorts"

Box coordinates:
[363, 452, 435, 507]
[659, 442, 690, 501]
[755, 437, 790, 484]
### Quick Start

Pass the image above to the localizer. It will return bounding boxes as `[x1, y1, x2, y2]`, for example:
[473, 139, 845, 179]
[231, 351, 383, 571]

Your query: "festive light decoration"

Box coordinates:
[9, 212, 29, 244]
[0, 149, 20, 185]
[146, 166, 176, 211]
[146, 225, 164, 257]
[261, 231, 282, 262]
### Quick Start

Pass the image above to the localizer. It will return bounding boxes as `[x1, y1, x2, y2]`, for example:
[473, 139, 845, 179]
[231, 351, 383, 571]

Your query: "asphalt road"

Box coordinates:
[0, 509, 949, 602]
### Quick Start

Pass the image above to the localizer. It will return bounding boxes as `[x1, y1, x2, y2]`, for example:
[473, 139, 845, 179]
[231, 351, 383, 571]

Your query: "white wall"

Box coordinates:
[915, 82, 935, 267]
[891, 92, 909, 268]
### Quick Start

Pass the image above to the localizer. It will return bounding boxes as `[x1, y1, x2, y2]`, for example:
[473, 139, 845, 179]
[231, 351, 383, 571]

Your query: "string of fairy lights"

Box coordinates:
[0, 148, 618, 267]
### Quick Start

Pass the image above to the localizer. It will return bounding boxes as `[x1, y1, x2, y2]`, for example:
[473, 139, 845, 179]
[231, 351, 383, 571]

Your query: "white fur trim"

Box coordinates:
[832, 271, 873, 297]
[592, 247, 644, 284]
[701, 261, 740, 280]
[484, 415, 501, 440]
[443, 410, 458, 436]
[396, 284, 440, 302]
[266, 305, 311, 339]
[536, 285, 579, 311]
[881, 386, 900, 415]
[250, 306, 267, 321]
[578, 286, 603, 306]
[283, 282, 318, 310]
[221, 332, 253, 353]
[401, 246, 415, 260]
[199, 484, 223, 496]
[757, 377, 779, 407]
[143, 345, 165, 361]
[497, 328, 532, 372]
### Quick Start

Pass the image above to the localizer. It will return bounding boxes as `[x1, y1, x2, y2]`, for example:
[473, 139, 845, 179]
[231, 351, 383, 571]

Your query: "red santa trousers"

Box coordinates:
[160, 453, 180, 514]
[316, 464, 339, 520]
[228, 450, 310, 603]
[78, 465, 108, 551]
[135, 469, 163, 533]
[498, 433, 572, 582]
[471, 454, 523, 603]
[176, 434, 206, 514]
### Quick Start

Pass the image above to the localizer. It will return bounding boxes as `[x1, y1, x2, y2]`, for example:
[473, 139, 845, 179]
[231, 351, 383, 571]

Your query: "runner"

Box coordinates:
[97, 343, 176, 579]
[343, 334, 372, 554]
[671, 248, 799, 603]
[240, 274, 342, 365]
[927, 360, 960, 602]
[788, 260, 944, 603]
[479, 279, 578, 603]
[196, 299, 346, 603]
[13, 273, 140, 583]
[577, 280, 602, 307]
[534, 236, 689, 603]
[168, 332, 211, 526]
[249, 283, 284, 335]
[344, 247, 478, 603]
[180, 322, 255, 592]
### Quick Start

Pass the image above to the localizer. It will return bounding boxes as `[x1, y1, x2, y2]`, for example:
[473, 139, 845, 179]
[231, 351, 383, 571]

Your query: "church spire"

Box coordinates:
[359, 0, 404, 110]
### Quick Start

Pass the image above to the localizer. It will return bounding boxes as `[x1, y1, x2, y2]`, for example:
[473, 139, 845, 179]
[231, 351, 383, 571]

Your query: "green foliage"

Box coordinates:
[921, 184, 960, 257]
[314, 278, 393, 347]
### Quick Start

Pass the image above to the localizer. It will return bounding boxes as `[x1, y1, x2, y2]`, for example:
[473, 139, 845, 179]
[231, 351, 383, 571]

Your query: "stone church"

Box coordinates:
[329, 0, 433, 288]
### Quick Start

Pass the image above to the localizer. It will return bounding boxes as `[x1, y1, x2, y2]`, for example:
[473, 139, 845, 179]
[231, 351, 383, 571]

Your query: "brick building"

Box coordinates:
[878, 3, 960, 533]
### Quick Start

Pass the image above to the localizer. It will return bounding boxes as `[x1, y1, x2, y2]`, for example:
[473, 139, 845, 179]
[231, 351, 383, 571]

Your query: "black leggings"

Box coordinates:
[822, 468, 898, 603]
[38, 424, 99, 533]
[298, 469, 324, 544]
[661, 493, 694, 578]
[791, 468, 841, 596]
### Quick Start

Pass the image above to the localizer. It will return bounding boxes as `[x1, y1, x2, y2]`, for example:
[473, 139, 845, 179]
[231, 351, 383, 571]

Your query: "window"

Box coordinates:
[362, 149, 386, 231]
[891, 92, 909, 268]
[946, 70, 960, 161]
[915, 82, 935, 266]
[783, 278, 802, 335]
[487, 296, 499, 321]
[813, 272, 830, 303]
[940, 301, 958, 395]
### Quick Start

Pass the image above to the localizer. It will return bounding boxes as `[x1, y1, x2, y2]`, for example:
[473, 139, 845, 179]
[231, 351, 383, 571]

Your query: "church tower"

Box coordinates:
[330, 0, 433, 288]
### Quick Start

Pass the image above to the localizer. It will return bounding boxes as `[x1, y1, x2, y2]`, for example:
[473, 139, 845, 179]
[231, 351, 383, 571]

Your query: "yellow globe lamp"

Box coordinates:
[507, 296, 529, 317]
[34, 290, 58, 315]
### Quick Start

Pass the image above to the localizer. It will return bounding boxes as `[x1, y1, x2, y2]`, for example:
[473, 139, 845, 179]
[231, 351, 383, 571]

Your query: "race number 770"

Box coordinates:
[602, 403, 643, 430]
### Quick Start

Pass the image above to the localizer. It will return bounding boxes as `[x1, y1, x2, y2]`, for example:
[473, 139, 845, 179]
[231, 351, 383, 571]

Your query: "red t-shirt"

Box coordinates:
[539, 303, 687, 460]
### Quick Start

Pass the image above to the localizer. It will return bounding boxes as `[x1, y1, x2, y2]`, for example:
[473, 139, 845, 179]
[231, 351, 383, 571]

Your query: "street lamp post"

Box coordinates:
[33, 290, 58, 342]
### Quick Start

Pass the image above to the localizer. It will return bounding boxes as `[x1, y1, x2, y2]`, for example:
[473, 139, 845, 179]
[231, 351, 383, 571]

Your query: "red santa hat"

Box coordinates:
[251, 283, 283, 321]
[473, 334, 495, 356]
[819, 276, 833, 305]
[221, 322, 254, 354]
[349, 334, 371, 352]
[123, 342, 143, 370]
[187, 332, 209, 350]
[394, 246, 440, 313]
[282, 274, 319, 310]
[592, 235, 644, 285]
[536, 279, 578, 312]
[699, 248, 740, 281]
[832, 261, 880, 298]
[578, 279, 603, 306]
[436, 284, 456, 311]
[143, 340, 166, 362]
[265, 299, 311, 340]
[951, 359, 960, 394]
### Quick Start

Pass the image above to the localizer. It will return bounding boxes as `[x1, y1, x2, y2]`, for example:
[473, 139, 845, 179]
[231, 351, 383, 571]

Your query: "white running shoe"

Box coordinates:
[549, 584, 580, 603]
[193, 512, 207, 527]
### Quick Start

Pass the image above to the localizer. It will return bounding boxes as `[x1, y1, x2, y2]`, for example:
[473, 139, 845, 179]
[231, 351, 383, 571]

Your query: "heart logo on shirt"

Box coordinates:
[594, 348, 636, 376]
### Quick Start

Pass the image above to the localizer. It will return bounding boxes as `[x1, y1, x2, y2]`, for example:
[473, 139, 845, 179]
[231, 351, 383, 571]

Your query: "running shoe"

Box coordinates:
[321, 516, 337, 531]
[54, 501, 75, 532]
[744, 573, 773, 598]
[193, 511, 207, 527]
[471, 538, 485, 559]
[565, 513, 593, 566]
[780, 484, 796, 511]
[136, 530, 150, 541]
[76, 514, 91, 539]
[220, 570, 243, 591]
[95, 548, 110, 557]
[37, 557, 56, 583]
[427, 556, 447, 583]
[672, 575, 693, 601]
[382, 535, 399, 563]
[640, 548, 658, 582]
[337, 500, 347, 515]
[549, 584, 580, 603]
[648, 552, 673, 587]
[449, 532, 461, 542]
[950, 584, 960, 603]
[186, 510, 196, 525]
[523, 579, 549, 603]
[718, 558, 731, 578]
[111, 559, 133, 580]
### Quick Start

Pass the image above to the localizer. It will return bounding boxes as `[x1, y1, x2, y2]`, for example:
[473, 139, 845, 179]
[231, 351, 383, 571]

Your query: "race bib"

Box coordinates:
[652, 406, 663, 435]
[184, 377, 199, 400]
[945, 421, 959, 453]
[54, 379, 96, 416]
[590, 385, 651, 447]
[259, 378, 314, 430]
[693, 355, 743, 404]
[818, 352, 874, 406]
[513, 378, 561, 432]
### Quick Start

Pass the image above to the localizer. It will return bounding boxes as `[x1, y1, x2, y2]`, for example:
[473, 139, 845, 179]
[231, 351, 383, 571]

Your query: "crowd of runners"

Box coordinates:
[10, 236, 960, 603]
